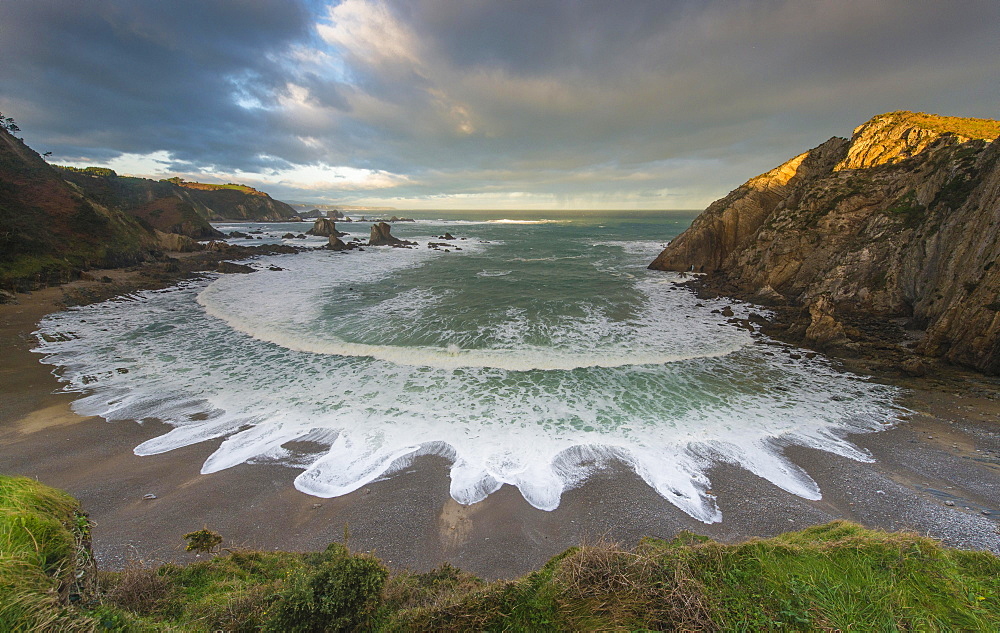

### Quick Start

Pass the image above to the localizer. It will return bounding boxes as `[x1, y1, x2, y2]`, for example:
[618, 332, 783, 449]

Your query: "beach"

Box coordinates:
[1, 266, 998, 580]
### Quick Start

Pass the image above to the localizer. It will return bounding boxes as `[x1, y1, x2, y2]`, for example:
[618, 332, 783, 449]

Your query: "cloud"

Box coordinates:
[1, 0, 998, 209]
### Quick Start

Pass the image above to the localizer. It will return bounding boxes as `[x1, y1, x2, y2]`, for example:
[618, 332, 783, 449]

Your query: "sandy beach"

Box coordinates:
[2, 271, 998, 580]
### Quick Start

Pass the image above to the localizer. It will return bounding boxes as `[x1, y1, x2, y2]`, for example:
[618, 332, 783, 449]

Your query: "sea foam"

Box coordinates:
[33, 235, 900, 523]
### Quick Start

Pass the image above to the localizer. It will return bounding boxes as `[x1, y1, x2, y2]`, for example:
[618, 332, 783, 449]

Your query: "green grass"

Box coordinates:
[4, 476, 1000, 631]
[0, 476, 96, 631]
[678, 522, 1000, 630]
[889, 111, 1000, 140]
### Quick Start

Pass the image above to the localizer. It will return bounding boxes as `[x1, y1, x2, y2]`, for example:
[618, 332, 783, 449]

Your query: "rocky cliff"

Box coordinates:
[175, 181, 297, 221]
[0, 129, 157, 290]
[58, 171, 296, 235]
[649, 111, 1000, 374]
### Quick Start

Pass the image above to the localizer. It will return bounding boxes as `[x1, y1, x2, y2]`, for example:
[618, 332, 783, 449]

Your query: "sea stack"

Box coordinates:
[368, 222, 415, 246]
[306, 217, 343, 237]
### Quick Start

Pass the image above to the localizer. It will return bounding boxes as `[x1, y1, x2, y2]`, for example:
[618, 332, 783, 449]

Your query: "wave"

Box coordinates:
[31, 238, 901, 523]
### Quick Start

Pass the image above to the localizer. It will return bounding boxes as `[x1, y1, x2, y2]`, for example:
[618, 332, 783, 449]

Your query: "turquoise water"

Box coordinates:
[34, 211, 899, 522]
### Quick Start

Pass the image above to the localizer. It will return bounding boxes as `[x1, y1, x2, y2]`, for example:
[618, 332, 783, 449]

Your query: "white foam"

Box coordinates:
[591, 240, 672, 256]
[33, 244, 900, 523]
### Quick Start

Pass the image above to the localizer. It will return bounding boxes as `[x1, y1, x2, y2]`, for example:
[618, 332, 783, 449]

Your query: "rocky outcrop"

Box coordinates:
[306, 218, 346, 237]
[368, 222, 415, 247]
[154, 230, 202, 253]
[649, 111, 1000, 374]
[327, 235, 364, 252]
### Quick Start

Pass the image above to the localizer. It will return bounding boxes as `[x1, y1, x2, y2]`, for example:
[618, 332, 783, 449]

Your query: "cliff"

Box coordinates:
[176, 181, 297, 221]
[58, 171, 296, 235]
[0, 129, 157, 290]
[649, 111, 1000, 374]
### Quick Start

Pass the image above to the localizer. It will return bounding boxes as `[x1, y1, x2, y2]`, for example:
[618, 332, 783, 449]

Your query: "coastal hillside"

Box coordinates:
[0, 129, 156, 291]
[650, 111, 1000, 374]
[58, 170, 295, 234]
[172, 179, 296, 222]
[56, 168, 222, 239]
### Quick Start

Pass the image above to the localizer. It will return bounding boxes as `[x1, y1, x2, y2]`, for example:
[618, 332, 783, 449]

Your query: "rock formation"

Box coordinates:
[649, 111, 1000, 374]
[306, 218, 345, 237]
[368, 222, 416, 247]
[154, 230, 202, 253]
[328, 235, 357, 251]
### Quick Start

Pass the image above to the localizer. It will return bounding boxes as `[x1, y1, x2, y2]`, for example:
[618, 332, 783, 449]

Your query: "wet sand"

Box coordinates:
[2, 275, 998, 579]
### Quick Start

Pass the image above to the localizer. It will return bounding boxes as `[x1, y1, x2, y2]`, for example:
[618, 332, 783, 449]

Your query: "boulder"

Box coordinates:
[754, 285, 786, 305]
[901, 357, 928, 377]
[155, 230, 202, 253]
[216, 261, 256, 274]
[804, 296, 849, 347]
[328, 236, 349, 251]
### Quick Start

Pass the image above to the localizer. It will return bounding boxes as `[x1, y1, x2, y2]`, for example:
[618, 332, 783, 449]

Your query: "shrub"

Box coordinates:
[264, 543, 388, 632]
[183, 528, 222, 554]
[101, 564, 173, 616]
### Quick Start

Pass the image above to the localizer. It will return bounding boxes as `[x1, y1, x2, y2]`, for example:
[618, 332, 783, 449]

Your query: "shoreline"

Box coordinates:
[1, 256, 998, 579]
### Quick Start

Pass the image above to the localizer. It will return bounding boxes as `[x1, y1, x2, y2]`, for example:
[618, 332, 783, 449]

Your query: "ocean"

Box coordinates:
[33, 210, 899, 523]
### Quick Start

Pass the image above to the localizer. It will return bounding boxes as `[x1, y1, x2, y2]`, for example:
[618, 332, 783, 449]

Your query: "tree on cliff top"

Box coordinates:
[0, 112, 19, 134]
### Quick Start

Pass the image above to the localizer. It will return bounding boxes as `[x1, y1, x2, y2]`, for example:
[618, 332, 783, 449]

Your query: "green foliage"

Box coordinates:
[53, 165, 118, 178]
[933, 173, 980, 211]
[0, 476, 95, 631]
[0, 139, 155, 290]
[682, 521, 1000, 630]
[264, 543, 388, 632]
[0, 112, 19, 134]
[183, 528, 222, 554]
[886, 190, 927, 228]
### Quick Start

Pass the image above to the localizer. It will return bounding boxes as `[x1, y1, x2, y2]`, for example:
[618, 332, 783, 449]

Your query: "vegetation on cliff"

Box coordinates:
[55, 167, 223, 240]
[0, 129, 157, 292]
[3, 476, 999, 631]
[0, 127, 301, 292]
[649, 111, 1000, 374]
[57, 168, 296, 235]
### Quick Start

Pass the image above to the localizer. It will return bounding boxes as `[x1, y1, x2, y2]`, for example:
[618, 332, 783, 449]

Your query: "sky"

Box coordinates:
[1, 0, 998, 210]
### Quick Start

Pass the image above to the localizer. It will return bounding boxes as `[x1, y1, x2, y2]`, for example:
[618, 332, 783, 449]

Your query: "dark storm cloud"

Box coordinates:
[1, 0, 998, 207]
[306, 0, 1000, 200]
[0, 0, 312, 169]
